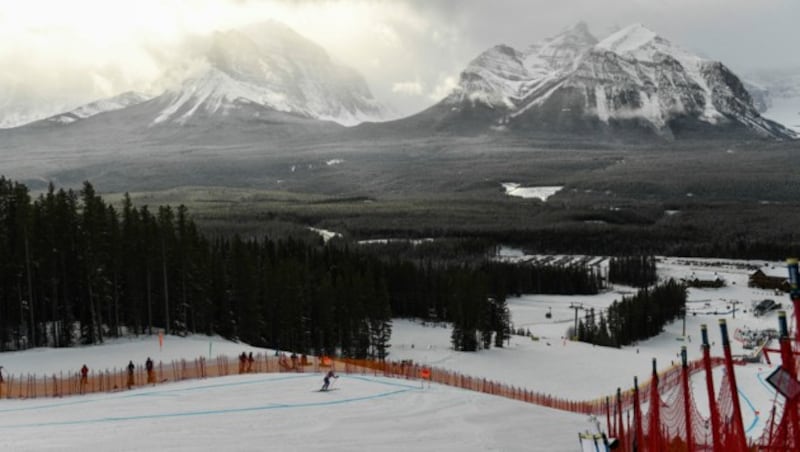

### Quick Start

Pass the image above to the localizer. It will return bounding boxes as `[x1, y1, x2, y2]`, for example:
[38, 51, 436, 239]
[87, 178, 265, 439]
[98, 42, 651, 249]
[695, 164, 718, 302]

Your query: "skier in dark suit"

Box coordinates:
[321, 369, 338, 391]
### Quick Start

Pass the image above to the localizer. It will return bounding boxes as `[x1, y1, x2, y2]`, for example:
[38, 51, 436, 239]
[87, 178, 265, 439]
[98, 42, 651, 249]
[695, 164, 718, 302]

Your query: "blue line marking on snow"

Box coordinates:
[129, 373, 319, 397]
[756, 371, 777, 395]
[0, 398, 97, 413]
[0, 374, 422, 428]
[737, 388, 759, 434]
[0, 387, 415, 429]
[344, 375, 423, 390]
[0, 374, 318, 413]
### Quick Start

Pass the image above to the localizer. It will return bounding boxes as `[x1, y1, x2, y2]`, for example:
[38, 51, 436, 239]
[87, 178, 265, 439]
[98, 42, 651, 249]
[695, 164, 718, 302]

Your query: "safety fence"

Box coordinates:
[0, 353, 330, 399]
[0, 341, 794, 451]
[0, 348, 729, 418]
[0, 328, 797, 450]
[0, 353, 599, 413]
[0, 348, 719, 413]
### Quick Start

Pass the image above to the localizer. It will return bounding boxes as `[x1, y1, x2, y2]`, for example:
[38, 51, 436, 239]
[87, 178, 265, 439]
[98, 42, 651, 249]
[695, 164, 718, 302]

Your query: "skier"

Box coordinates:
[321, 369, 338, 391]
[145, 357, 155, 384]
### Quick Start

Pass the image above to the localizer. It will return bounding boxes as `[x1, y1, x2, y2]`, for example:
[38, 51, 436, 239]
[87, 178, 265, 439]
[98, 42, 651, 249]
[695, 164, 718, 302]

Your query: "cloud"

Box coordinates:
[0, 0, 798, 124]
[372, 23, 403, 48]
[429, 75, 459, 101]
[392, 81, 424, 96]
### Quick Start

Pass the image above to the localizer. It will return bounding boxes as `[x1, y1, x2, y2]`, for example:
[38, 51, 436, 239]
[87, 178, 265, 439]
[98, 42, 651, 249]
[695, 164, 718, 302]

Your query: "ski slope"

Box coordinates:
[0, 256, 793, 450]
[0, 363, 586, 451]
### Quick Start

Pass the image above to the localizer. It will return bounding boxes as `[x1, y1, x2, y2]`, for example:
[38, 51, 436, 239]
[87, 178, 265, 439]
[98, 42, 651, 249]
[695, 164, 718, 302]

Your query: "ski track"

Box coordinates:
[0, 374, 421, 429]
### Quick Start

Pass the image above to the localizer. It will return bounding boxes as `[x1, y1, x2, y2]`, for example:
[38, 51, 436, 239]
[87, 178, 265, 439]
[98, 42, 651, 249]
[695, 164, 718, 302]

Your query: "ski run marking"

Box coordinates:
[0, 374, 421, 429]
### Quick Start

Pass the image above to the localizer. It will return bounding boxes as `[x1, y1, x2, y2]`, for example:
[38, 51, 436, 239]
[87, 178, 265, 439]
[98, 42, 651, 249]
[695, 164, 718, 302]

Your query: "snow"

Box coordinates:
[0, 256, 795, 449]
[357, 238, 435, 246]
[51, 92, 150, 122]
[453, 22, 789, 138]
[308, 227, 341, 243]
[596, 24, 658, 58]
[501, 183, 563, 201]
[153, 68, 294, 125]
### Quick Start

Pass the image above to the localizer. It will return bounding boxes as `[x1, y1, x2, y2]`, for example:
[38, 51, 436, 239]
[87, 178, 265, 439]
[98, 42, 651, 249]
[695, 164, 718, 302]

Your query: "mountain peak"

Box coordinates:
[523, 22, 597, 73]
[423, 22, 795, 140]
[596, 23, 659, 55]
[152, 21, 382, 126]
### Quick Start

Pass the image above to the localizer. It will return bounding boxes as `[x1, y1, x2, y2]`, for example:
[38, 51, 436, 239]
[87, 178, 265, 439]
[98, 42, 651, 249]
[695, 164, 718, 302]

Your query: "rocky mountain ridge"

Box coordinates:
[435, 23, 795, 139]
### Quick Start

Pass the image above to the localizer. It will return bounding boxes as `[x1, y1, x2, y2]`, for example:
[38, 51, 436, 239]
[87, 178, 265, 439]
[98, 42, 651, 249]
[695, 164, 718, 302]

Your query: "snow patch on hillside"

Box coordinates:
[502, 183, 563, 200]
[308, 227, 341, 243]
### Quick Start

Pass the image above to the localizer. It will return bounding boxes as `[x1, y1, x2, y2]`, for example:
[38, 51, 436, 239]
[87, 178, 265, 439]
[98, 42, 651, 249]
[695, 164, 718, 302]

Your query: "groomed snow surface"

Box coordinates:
[0, 256, 793, 450]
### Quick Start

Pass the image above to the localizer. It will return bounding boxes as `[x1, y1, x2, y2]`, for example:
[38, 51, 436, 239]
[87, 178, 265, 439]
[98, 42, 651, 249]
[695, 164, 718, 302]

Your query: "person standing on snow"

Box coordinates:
[80, 364, 89, 393]
[321, 369, 338, 391]
[126, 361, 135, 389]
[145, 357, 155, 384]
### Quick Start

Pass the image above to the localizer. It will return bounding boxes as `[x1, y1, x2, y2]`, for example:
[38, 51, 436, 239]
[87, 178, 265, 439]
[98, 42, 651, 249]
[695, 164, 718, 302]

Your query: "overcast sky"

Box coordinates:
[1, 0, 798, 122]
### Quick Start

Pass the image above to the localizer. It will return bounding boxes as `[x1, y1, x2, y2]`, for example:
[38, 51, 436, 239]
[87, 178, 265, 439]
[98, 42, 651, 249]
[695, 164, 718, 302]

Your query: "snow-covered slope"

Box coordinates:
[151, 24, 383, 127]
[45, 91, 152, 125]
[5, 21, 382, 130]
[0, 257, 788, 449]
[437, 23, 795, 139]
[445, 22, 596, 111]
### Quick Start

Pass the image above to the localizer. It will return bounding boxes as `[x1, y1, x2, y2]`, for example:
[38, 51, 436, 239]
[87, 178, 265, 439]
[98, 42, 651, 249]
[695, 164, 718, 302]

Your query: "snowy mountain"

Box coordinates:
[45, 91, 152, 125]
[150, 24, 382, 127]
[7, 21, 382, 131]
[425, 23, 796, 140]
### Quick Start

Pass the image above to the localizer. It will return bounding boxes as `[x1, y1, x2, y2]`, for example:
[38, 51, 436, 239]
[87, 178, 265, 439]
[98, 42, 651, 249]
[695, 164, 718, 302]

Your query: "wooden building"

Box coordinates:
[748, 269, 789, 291]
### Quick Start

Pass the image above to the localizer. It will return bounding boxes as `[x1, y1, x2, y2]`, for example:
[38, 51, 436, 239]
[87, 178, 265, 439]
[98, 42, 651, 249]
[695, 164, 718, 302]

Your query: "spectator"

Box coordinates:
[80, 364, 89, 394]
[279, 353, 290, 370]
[247, 352, 255, 373]
[145, 357, 155, 384]
[239, 352, 247, 374]
[127, 361, 135, 389]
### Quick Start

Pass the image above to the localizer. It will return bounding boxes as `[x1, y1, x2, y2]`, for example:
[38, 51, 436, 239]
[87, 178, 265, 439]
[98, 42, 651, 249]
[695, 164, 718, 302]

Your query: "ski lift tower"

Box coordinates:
[569, 302, 584, 338]
[788, 259, 800, 342]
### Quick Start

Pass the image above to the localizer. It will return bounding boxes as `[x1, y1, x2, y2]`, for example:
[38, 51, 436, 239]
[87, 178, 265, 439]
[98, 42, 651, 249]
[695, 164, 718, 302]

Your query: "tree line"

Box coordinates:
[608, 255, 657, 287]
[1, 178, 606, 356]
[576, 279, 686, 347]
